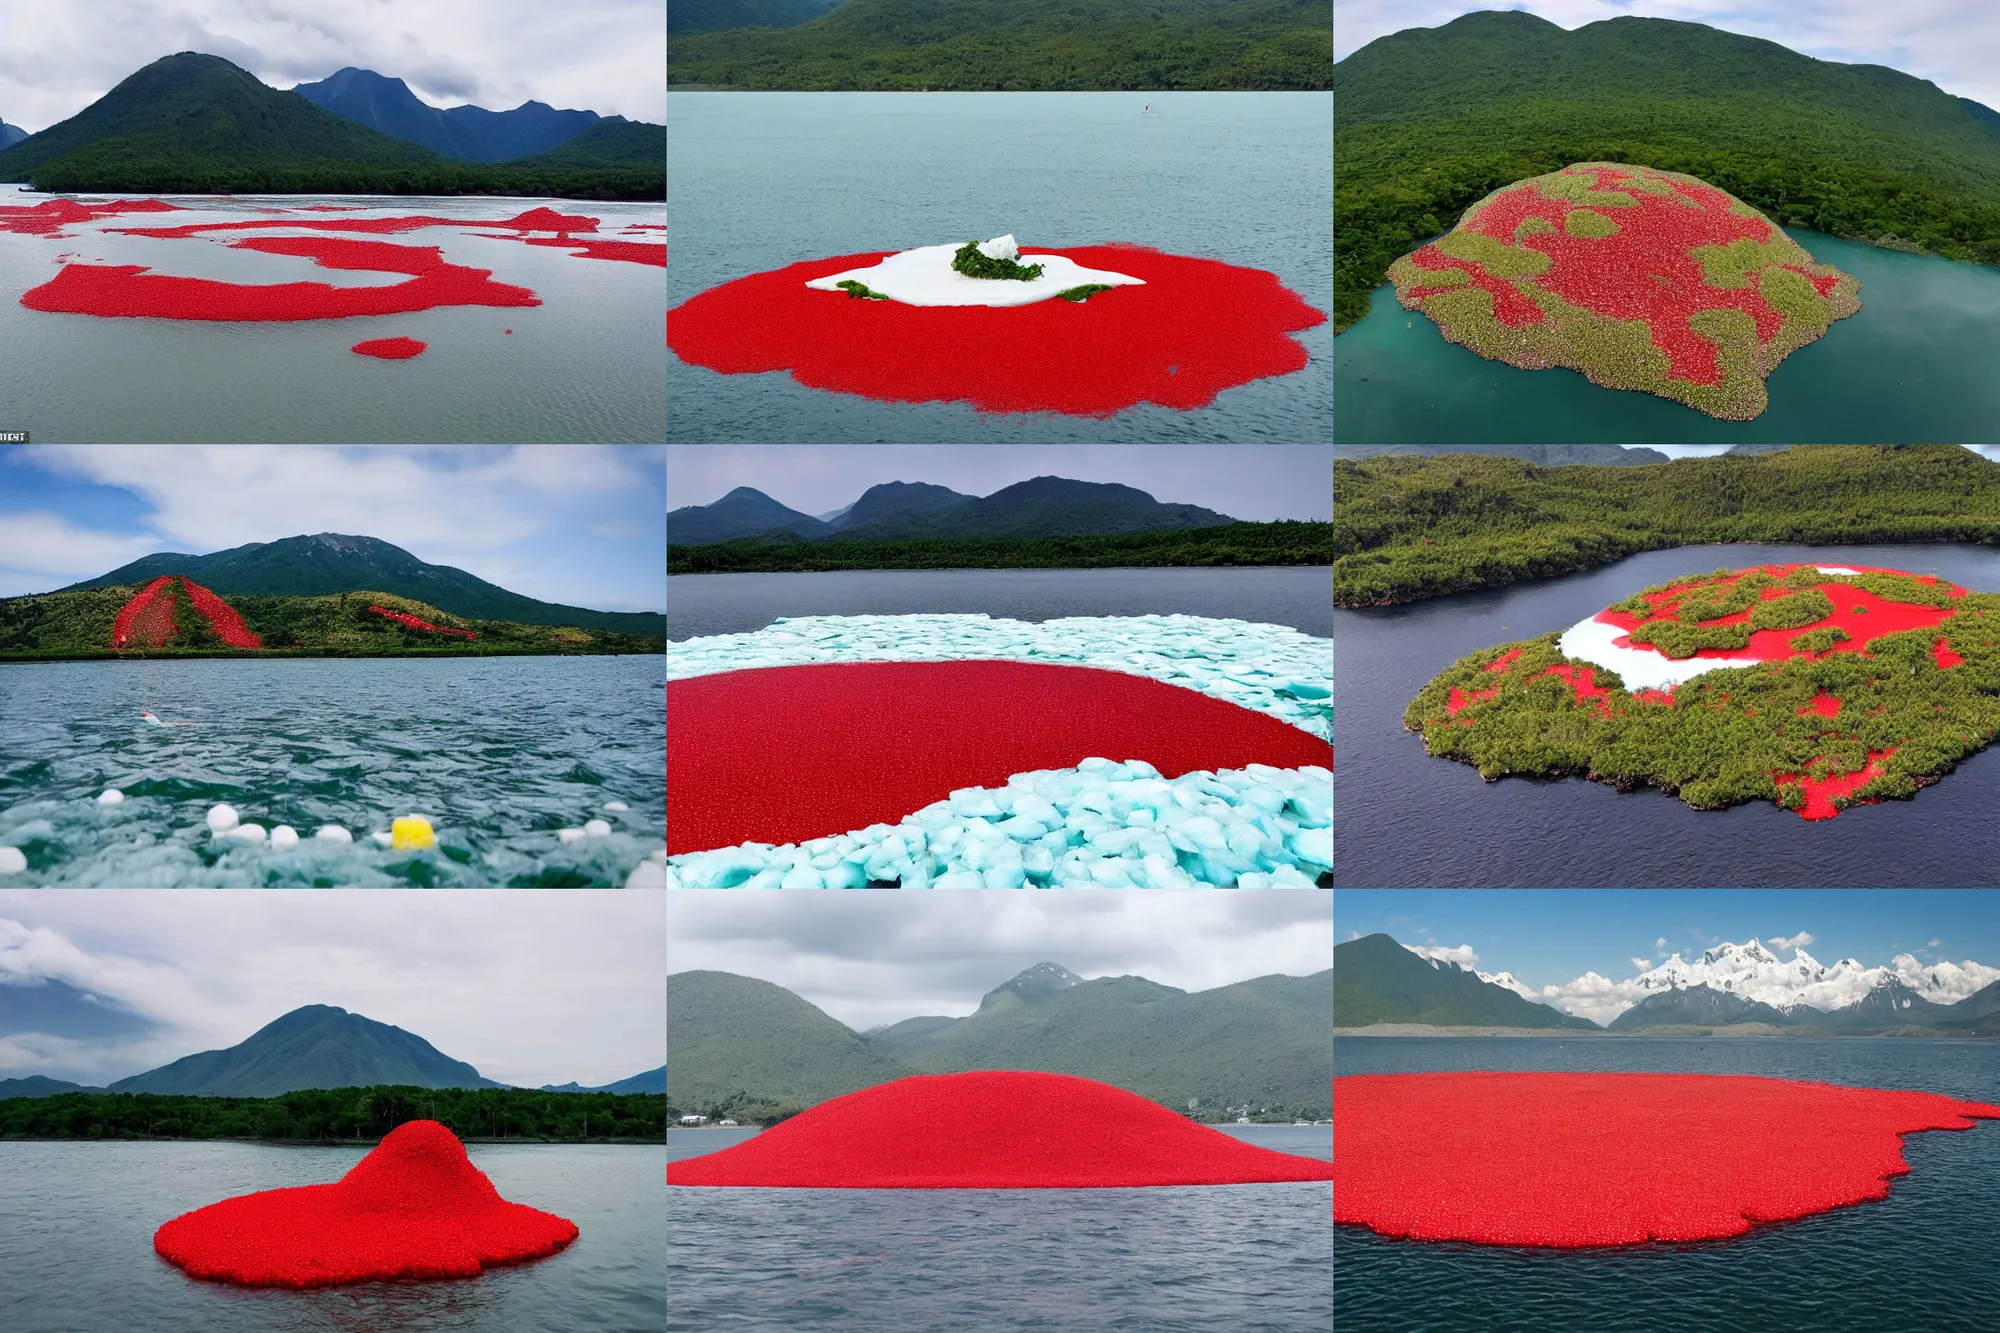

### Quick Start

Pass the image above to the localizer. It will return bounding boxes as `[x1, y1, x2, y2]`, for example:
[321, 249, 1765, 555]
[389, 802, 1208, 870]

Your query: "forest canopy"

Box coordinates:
[670, 521, 1335, 574]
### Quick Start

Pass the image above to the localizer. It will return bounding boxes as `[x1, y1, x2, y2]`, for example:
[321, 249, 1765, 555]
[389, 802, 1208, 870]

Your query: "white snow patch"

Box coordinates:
[1557, 613, 1747, 691]
[1815, 565, 1863, 575]
[806, 241, 1143, 308]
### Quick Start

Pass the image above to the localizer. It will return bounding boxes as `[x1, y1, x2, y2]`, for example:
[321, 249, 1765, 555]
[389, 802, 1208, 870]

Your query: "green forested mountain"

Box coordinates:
[502, 117, 665, 170]
[107, 1006, 503, 1097]
[1333, 933, 1598, 1029]
[669, 520, 1335, 573]
[0, 52, 661, 198]
[1336, 444, 2000, 605]
[0, 1085, 665, 1140]
[666, 971, 912, 1119]
[1334, 10, 2000, 330]
[668, 0, 1332, 90]
[60, 532, 663, 636]
[1335, 445, 1674, 466]
[672, 0, 847, 37]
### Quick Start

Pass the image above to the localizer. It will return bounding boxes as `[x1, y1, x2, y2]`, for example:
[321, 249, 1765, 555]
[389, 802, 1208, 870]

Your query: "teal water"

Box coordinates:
[0, 656, 664, 887]
[1334, 231, 2000, 443]
[0, 1140, 664, 1333]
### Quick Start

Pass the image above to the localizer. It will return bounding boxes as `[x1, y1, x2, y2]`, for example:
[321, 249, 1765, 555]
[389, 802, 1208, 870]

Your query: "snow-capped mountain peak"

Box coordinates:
[1621, 941, 1999, 1015]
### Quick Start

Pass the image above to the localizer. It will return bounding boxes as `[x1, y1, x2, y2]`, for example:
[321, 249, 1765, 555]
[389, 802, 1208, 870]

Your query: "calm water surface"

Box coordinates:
[1335, 1038, 2000, 1333]
[0, 656, 665, 886]
[667, 93, 1331, 443]
[0, 1140, 663, 1333]
[667, 567, 1335, 640]
[0, 190, 665, 443]
[669, 1125, 1330, 1331]
[1335, 232, 2000, 444]
[1334, 543, 2000, 887]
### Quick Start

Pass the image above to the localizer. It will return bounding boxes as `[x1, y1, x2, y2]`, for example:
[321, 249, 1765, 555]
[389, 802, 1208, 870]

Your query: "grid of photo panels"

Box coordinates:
[665, 445, 1334, 1329]
[1335, 1, 2000, 1328]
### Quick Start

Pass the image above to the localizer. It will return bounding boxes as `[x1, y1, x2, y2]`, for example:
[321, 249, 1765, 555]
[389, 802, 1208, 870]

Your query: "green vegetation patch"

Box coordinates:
[951, 241, 1045, 282]
[669, 520, 1335, 574]
[1056, 284, 1116, 302]
[835, 279, 890, 300]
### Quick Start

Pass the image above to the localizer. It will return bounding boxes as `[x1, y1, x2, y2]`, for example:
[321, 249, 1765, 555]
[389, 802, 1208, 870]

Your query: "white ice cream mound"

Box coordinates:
[1557, 565, 1872, 692]
[805, 238, 1144, 307]
[666, 614, 1332, 740]
[666, 758, 1332, 889]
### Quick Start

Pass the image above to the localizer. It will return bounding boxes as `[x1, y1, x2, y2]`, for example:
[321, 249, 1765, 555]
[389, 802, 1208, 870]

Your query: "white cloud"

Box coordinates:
[1768, 931, 1815, 952]
[1656, 937, 1668, 951]
[1930, 938, 1943, 948]
[0, 512, 165, 593]
[1629, 958, 1652, 970]
[1404, 942, 1479, 968]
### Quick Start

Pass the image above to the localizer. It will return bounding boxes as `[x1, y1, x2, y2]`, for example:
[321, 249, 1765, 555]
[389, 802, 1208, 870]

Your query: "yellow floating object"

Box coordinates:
[391, 816, 436, 851]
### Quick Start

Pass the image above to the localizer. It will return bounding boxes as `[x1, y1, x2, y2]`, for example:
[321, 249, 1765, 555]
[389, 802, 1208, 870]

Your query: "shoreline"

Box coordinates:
[1, 648, 666, 663]
[1336, 1023, 2000, 1040]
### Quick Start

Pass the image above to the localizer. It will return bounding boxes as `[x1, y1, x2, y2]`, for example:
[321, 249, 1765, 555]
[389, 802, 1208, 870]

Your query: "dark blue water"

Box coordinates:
[1334, 232, 2000, 444]
[667, 92, 1331, 443]
[1335, 1038, 2000, 1333]
[667, 567, 1335, 640]
[670, 1125, 1329, 1331]
[0, 1141, 665, 1333]
[1333, 542, 2000, 887]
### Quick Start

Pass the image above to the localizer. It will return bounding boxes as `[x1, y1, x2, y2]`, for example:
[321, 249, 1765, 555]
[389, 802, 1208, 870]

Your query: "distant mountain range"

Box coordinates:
[1337, 934, 2000, 1034]
[0, 117, 26, 148]
[57, 532, 662, 636]
[0, 52, 662, 198]
[668, 476, 1240, 546]
[1331, 445, 1804, 466]
[0, 1003, 662, 1099]
[669, 963, 1334, 1118]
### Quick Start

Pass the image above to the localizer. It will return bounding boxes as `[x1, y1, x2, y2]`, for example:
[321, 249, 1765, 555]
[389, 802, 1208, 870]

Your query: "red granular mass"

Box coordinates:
[21, 237, 540, 321]
[154, 1120, 577, 1287]
[369, 605, 476, 639]
[666, 245, 1327, 416]
[1776, 746, 1899, 820]
[666, 660, 1333, 854]
[108, 206, 601, 241]
[1484, 648, 1524, 673]
[669, 1072, 1334, 1188]
[1334, 1072, 2000, 1247]
[112, 575, 178, 650]
[1935, 639, 1966, 669]
[179, 577, 262, 649]
[0, 197, 179, 236]
[353, 336, 427, 360]
[1800, 690, 1841, 718]
[1539, 663, 1612, 716]
[469, 233, 667, 266]
[1447, 684, 1500, 716]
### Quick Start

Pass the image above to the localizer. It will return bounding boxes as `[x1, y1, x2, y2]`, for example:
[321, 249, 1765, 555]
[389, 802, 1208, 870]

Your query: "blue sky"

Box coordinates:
[0, 445, 665, 612]
[1337, 890, 2000, 991]
[1336, 2, 2000, 110]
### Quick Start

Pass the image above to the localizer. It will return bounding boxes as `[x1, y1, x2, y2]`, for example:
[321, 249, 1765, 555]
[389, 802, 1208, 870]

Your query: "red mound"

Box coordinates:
[666, 245, 1327, 416]
[108, 207, 601, 240]
[470, 233, 667, 266]
[369, 605, 476, 639]
[353, 336, 427, 360]
[1777, 745, 1899, 820]
[0, 197, 179, 236]
[666, 660, 1334, 854]
[1334, 1072, 2000, 1247]
[113, 575, 177, 650]
[154, 1120, 578, 1287]
[669, 1072, 1333, 1188]
[180, 577, 261, 649]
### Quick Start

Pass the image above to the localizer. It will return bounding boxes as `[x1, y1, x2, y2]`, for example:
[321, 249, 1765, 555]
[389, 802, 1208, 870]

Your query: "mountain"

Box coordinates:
[106, 1005, 503, 1097]
[1823, 977, 1961, 1027]
[0, 52, 662, 199]
[1335, 9, 2000, 330]
[1606, 983, 1801, 1031]
[543, 1065, 666, 1094]
[0, 118, 26, 148]
[668, 0, 1332, 91]
[0, 1075, 96, 1099]
[827, 481, 978, 534]
[1333, 446, 1675, 466]
[290, 67, 602, 163]
[57, 533, 662, 636]
[667, 970, 911, 1112]
[666, 488, 830, 545]
[672, 0, 848, 36]
[0, 977, 157, 1039]
[1333, 933, 1599, 1029]
[500, 117, 664, 170]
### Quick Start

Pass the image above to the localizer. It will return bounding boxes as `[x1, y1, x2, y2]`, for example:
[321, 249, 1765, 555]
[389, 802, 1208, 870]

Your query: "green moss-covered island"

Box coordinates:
[1386, 163, 1860, 420]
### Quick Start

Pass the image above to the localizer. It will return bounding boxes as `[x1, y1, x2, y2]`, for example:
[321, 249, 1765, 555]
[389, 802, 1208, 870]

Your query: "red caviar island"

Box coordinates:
[666, 660, 1334, 854]
[669, 1071, 1333, 1188]
[1408, 563, 2000, 820]
[179, 577, 262, 649]
[155, 1120, 577, 1288]
[667, 244, 1327, 416]
[369, 605, 477, 639]
[1388, 163, 1861, 420]
[1334, 1072, 2000, 1247]
[353, 336, 428, 360]
[112, 575, 179, 650]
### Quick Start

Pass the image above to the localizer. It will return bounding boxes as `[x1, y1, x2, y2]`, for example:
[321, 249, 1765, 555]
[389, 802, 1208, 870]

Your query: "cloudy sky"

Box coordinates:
[669, 890, 1333, 1032]
[666, 446, 1334, 523]
[0, 445, 665, 611]
[0, 0, 664, 133]
[1339, 888, 2000, 1023]
[1337, 1, 2000, 109]
[0, 890, 664, 1088]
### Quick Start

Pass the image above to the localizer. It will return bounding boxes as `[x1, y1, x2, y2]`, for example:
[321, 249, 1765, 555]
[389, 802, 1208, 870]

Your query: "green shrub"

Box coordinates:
[952, 241, 1044, 281]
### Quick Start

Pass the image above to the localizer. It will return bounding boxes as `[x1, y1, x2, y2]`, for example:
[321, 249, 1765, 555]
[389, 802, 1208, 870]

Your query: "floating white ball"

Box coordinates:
[557, 827, 587, 844]
[205, 803, 239, 834]
[584, 819, 611, 837]
[228, 823, 266, 843]
[270, 825, 299, 849]
[315, 825, 353, 844]
[603, 800, 629, 813]
[0, 846, 24, 875]
[97, 789, 124, 806]
[370, 831, 394, 847]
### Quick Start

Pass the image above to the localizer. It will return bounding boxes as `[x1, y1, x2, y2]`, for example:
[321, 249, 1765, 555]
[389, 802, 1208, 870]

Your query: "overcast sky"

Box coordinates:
[668, 890, 1332, 1032]
[665, 446, 1334, 523]
[1337, 2, 2000, 110]
[0, 0, 664, 133]
[0, 445, 665, 611]
[0, 890, 663, 1088]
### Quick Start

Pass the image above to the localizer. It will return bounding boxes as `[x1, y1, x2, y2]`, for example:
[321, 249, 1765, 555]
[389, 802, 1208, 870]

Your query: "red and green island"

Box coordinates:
[1406, 563, 2000, 819]
[1387, 162, 1861, 419]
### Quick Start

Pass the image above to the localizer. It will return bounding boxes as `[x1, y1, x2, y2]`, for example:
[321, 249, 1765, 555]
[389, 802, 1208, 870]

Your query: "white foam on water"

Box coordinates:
[805, 241, 1143, 307]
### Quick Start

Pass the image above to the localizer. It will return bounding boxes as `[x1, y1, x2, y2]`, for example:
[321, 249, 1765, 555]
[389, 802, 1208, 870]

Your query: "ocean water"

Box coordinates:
[667, 567, 1336, 639]
[669, 1125, 1331, 1331]
[1335, 1038, 2000, 1333]
[666, 92, 1332, 443]
[1333, 542, 2000, 888]
[1335, 232, 2000, 444]
[0, 655, 665, 887]
[0, 190, 665, 443]
[0, 1140, 665, 1333]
